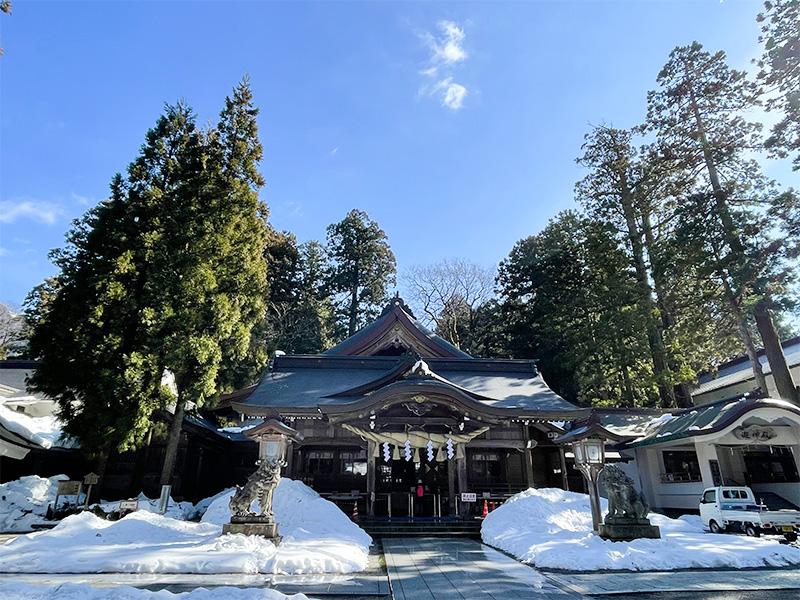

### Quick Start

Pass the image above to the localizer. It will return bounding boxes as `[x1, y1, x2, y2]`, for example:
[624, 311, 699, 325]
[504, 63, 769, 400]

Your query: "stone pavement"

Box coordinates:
[545, 568, 800, 596]
[2, 534, 800, 598]
[383, 537, 579, 599]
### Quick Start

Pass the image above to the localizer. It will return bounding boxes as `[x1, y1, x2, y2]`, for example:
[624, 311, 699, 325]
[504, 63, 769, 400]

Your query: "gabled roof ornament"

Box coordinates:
[411, 359, 432, 378]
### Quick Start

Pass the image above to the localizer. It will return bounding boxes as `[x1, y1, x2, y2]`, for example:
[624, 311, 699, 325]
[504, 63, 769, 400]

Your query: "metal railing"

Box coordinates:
[660, 472, 702, 483]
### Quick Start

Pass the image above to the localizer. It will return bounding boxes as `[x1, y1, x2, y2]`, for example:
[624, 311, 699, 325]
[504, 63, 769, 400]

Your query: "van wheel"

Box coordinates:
[784, 532, 797, 543]
[745, 524, 760, 538]
[709, 520, 724, 534]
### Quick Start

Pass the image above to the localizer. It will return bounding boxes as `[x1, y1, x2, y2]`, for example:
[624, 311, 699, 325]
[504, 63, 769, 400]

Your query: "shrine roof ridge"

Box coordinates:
[272, 354, 539, 374]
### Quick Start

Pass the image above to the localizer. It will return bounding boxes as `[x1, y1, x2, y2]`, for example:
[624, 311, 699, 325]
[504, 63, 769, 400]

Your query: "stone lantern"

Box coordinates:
[222, 419, 302, 544]
[555, 411, 659, 541]
[554, 411, 621, 534]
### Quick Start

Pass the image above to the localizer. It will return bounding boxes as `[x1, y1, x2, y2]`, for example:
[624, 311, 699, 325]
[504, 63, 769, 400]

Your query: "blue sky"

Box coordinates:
[0, 0, 794, 308]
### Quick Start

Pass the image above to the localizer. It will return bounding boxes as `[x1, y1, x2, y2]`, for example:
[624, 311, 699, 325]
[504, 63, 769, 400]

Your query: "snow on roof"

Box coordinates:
[693, 338, 800, 396]
[0, 402, 72, 450]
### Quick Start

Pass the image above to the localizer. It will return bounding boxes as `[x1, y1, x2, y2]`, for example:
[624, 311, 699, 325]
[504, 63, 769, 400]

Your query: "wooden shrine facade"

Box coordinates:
[231, 298, 587, 517]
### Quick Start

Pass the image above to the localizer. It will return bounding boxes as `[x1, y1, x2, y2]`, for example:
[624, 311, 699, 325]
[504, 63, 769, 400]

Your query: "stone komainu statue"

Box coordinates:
[229, 458, 285, 518]
[599, 464, 649, 520]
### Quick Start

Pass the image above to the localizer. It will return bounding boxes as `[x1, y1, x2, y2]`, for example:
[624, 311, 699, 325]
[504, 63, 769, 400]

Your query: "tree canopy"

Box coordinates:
[325, 209, 396, 338]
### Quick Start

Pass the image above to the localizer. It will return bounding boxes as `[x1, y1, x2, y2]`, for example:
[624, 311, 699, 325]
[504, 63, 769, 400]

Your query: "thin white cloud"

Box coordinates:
[0, 199, 65, 224]
[0, 247, 9, 257]
[420, 21, 467, 71]
[436, 21, 467, 64]
[71, 192, 92, 206]
[417, 20, 470, 111]
[436, 79, 468, 110]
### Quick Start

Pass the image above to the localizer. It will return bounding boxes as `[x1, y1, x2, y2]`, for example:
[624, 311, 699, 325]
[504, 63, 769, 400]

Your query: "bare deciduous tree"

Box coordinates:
[402, 258, 496, 351]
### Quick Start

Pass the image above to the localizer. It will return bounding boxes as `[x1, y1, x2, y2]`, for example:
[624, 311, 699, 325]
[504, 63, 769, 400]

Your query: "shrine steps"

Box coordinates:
[355, 517, 483, 539]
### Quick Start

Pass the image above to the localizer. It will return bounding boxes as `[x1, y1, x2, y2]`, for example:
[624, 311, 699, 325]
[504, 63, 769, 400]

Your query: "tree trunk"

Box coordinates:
[92, 443, 112, 504]
[159, 397, 186, 487]
[348, 271, 359, 337]
[754, 303, 799, 404]
[617, 171, 676, 408]
[732, 305, 769, 394]
[641, 211, 694, 407]
[687, 81, 744, 255]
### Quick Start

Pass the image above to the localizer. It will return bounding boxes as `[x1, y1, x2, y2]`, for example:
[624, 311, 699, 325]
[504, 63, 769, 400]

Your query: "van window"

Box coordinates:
[722, 490, 731, 499]
[703, 490, 716, 503]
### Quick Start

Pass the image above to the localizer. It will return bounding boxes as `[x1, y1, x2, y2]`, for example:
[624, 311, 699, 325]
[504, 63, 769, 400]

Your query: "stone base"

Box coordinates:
[222, 519, 281, 544]
[599, 518, 661, 541]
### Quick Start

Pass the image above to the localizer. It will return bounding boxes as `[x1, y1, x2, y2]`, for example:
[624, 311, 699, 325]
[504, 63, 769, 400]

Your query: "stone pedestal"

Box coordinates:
[222, 515, 282, 544]
[598, 516, 660, 541]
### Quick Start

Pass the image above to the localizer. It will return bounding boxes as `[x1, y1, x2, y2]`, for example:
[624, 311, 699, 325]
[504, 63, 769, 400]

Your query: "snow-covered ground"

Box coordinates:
[0, 478, 371, 575]
[0, 475, 68, 532]
[482, 487, 800, 571]
[0, 582, 314, 600]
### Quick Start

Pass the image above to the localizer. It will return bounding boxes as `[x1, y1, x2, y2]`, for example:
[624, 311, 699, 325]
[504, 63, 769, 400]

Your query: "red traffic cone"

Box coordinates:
[482, 499, 488, 518]
[352, 501, 359, 521]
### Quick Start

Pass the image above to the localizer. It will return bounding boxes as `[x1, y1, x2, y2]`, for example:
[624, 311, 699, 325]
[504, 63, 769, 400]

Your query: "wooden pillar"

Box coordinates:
[522, 426, 535, 489]
[366, 440, 376, 517]
[457, 453, 468, 517]
[448, 457, 456, 515]
[559, 447, 569, 491]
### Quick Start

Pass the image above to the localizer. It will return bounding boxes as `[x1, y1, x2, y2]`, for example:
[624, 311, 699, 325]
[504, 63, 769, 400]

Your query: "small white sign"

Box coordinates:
[119, 499, 139, 512]
[461, 493, 477, 503]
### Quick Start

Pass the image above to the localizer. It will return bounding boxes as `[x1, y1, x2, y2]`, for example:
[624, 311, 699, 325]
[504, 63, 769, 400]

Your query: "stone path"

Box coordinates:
[546, 568, 800, 596]
[383, 537, 579, 600]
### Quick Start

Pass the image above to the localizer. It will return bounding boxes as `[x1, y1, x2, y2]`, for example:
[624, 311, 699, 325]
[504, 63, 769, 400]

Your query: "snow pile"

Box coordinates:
[0, 403, 67, 449]
[0, 478, 371, 574]
[482, 487, 800, 571]
[96, 491, 195, 521]
[0, 582, 312, 600]
[0, 474, 67, 532]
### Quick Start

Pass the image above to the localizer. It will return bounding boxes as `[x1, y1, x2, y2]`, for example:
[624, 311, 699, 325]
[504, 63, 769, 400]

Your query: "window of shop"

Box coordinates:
[661, 449, 702, 483]
[743, 446, 799, 483]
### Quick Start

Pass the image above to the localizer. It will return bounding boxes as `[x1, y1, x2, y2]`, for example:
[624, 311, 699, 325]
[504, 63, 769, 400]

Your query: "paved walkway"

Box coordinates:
[383, 537, 579, 600]
[547, 568, 800, 596]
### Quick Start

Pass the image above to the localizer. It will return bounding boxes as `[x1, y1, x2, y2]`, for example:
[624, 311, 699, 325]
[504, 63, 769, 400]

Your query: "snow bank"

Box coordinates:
[0, 582, 312, 600]
[481, 487, 800, 571]
[0, 474, 67, 532]
[96, 492, 195, 521]
[0, 478, 371, 575]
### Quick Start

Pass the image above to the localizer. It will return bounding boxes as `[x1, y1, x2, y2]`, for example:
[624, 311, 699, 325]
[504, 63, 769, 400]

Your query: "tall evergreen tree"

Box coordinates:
[756, 0, 800, 169]
[27, 81, 272, 487]
[498, 211, 656, 407]
[26, 175, 166, 471]
[325, 209, 396, 338]
[156, 81, 270, 486]
[644, 42, 798, 403]
[576, 125, 694, 407]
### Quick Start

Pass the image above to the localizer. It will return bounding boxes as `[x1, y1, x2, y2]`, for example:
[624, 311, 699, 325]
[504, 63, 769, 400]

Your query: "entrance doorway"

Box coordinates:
[375, 456, 450, 517]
